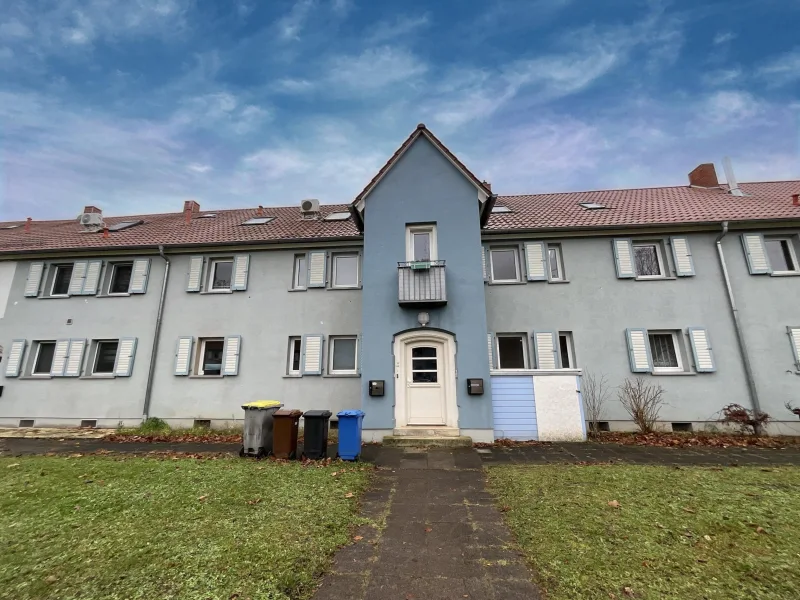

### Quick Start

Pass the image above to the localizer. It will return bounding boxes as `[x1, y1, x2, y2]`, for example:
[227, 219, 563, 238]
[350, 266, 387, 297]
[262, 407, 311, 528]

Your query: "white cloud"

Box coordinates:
[0, 18, 32, 40]
[274, 78, 315, 93]
[758, 48, 800, 86]
[702, 90, 766, 128]
[188, 163, 212, 173]
[367, 14, 431, 43]
[172, 92, 271, 134]
[326, 46, 428, 92]
[713, 31, 736, 45]
[330, 0, 353, 16]
[276, 0, 315, 41]
[703, 67, 743, 86]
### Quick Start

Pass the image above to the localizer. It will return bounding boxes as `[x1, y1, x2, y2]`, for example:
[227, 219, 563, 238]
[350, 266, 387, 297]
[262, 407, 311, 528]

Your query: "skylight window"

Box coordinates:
[323, 212, 352, 221]
[0, 224, 21, 229]
[198, 213, 217, 218]
[579, 202, 606, 210]
[107, 220, 144, 232]
[491, 206, 512, 214]
[242, 217, 274, 225]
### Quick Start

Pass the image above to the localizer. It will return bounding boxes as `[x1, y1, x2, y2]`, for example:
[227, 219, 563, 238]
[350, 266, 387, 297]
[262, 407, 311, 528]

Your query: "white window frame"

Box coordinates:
[31, 341, 56, 376]
[288, 337, 302, 375]
[764, 237, 799, 274]
[405, 225, 438, 262]
[293, 255, 307, 290]
[331, 252, 360, 289]
[328, 335, 358, 375]
[49, 264, 73, 297]
[196, 337, 225, 376]
[648, 330, 684, 373]
[490, 247, 521, 283]
[558, 332, 575, 368]
[633, 242, 666, 280]
[547, 244, 565, 281]
[496, 334, 528, 370]
[107, 262, 133, 295]
[91, 339, 119, 376]
[208, 258, 234, 292]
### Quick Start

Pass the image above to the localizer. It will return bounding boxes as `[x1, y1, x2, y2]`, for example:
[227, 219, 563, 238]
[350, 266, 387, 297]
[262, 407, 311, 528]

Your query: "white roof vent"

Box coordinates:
[300, 198, 320, 215]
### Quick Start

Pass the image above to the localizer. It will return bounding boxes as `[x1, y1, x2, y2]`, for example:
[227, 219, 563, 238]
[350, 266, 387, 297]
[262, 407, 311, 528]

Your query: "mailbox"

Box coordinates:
[467, 378, 484, 395]
[368, 380, 385, 397]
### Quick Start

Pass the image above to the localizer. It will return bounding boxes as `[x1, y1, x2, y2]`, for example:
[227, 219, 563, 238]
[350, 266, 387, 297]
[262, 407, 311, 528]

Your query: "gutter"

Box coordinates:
[715, 221, 763, 424]
[142, 245, 170, 420]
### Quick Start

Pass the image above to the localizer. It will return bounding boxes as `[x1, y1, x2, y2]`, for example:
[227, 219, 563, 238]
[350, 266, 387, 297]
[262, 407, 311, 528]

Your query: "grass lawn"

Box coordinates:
[487, 465, 800, 600]
[0, 455, 371, 600]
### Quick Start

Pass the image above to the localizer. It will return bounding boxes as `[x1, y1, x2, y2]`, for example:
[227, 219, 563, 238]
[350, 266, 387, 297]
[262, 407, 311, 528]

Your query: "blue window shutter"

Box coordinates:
[113, 337, 138, 377]
[612, 239, 636, 278]
[625, 328, 652, 373]
[307, 252, 327, 288]
[688, 328, 716, 373]
[524, 242, 547, 281]
[231, 255, 250, 291]
[24, 263, 44, 297]
[82, 260, 103, 295]
[222, 335, 242, 376]
[741, 234, 771, 274]
[50, 339, 71, 377]
[787, 327, 800, 370]
[129, 259, 151, 294]
[174, 336, 194, 375]
[4, 339, 27, 377]
[670, 237, 695, 277]
[301, 334, 324, 374]
[482, 246, 489, 282]
[186, 256, 204, 292]
[487, 333, 495, 369]
[532, 331, 559, 369]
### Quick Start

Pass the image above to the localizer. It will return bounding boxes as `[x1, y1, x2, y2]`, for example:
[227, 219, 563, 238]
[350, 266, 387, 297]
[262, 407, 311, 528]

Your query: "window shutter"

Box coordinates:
[114, 337, 138, 377]
[688, 327, 716, 373]
[4, 339, 26, 377]
[741, 234, 771, 274]
[82, 260, 103, 295]
[24, 263, 44, 297]
[301, 334, 324, 374]
[174, 336, 194, 376]
[533, 331, 559, 369]
[186, 256, 204, 292]
[670, 237, 695, 277]
[357, 334, 362, 375]
[524, 242, 547, 281]
[129, 259, 151, 294]
[487, 333, 495, 369]
[68, 261, 88, 295]
[64, 339, 87, 377]
[625, 328, 652, 373]
[612, 239, 636, 278]
[787, 327, 800, 370]
[307, 251, 327, 288]
[482, 246, 489, 282]
[222, 335, 242, 376]
[231, 255, 250, 291]
[50, 339, 71, 376]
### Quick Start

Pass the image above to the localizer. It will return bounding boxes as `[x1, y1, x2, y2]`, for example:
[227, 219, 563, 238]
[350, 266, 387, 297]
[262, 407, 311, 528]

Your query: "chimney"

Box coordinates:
[24, 217, 32, 233]
[482, 180, 492, 191]
[183, 200, 200, 214]
[103, 226, 109, 239]
[83, 205, 102, 214]
[258, 205, 264, 216]
[792, 194, 799, 207]
[688, 164, 718, 188]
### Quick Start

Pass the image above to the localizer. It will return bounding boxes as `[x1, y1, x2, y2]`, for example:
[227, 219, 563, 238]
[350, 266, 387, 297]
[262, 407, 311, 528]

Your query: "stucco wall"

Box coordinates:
[0, 262, 15, 320]
[360, 136, 493, 432]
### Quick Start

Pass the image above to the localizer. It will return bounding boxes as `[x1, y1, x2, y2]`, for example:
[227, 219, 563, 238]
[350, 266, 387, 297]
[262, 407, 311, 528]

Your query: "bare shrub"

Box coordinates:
[582, 370, 610, 436]
[617, 377, 665, 434]
[719, 404, 770, 436]
[786, 402, 800, 419]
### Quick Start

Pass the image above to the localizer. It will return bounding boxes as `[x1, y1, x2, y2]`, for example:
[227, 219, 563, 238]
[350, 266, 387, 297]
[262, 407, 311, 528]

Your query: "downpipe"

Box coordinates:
[142, 245, 170, 420]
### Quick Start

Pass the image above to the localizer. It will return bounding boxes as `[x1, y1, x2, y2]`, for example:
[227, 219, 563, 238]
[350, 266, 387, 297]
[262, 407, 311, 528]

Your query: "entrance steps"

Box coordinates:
[383, 434, 473, 448]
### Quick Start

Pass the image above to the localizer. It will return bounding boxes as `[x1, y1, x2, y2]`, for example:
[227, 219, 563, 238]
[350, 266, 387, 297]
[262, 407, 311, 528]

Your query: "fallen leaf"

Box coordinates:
[655, 523, 665, 529]
[246, 498, 261, 505]
[344, 492, 354, 498]
[703, 535, 712, 541]
[45, 575, 58, 584]
[682, 507, 696, 514]
[608, 500, 621, 509]
[756, 526, 767, 534]
[641, 561, 650, 567]
[353, 535, 364, 542]
[198, 495, 208, 502]
[6, 463, 20, 468]
[424, 527, 432, 533]
[623, 587, 634, 597]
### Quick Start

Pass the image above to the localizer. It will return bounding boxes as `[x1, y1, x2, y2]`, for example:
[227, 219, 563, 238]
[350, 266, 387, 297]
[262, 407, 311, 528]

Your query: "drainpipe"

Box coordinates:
[715, 222, 763, 428]
[142, 245, 170, 420]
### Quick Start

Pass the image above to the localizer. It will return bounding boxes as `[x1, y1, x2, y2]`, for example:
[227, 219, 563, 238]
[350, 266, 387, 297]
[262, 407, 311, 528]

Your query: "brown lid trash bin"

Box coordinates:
[272, 409, 303, 459]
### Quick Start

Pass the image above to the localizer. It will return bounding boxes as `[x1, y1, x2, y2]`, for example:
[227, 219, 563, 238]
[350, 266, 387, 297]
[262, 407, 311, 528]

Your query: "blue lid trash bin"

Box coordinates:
[240, 401, 283, 458]
[336, 409, 365, 461]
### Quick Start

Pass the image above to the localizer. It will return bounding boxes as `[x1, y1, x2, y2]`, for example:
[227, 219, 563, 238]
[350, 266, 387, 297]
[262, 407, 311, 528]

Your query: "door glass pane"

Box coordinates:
[634, 245, 661, 276]
[33, 343, 56, 374]
[332, 338, 357, 371]
[497, 336, 525, 369]
[765, 240, 792, 271]
[334, 254, 359, 287]
[94, 341, 119, 374]
[413, 233, 431, 261]
[412, 371, 438, 383]
[411, 359, 437, 371]
[491, 250, 517, 280]
[52, 265, 73, 295]
[202, 340, 224, 375]
[110, 264, 133, 294]
[412, 347, 436, 358]
[212, 261, 233, 289]
[649, 334, 678, 368]
[411, 346, 437, 383]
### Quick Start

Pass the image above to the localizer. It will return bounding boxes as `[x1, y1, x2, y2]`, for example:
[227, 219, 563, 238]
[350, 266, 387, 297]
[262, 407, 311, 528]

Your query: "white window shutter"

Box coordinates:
[129, 259, 151, 294]
[356, 334, 362, 375]
[69, 261, 88, 295]
[307, 252, 327, 288]
[688, 328, 716, 373]
[533, 331, 559, 369]
[487, 333, 495, 369]
[114, 337, 138, 377]
[301, 334, 324, 374]
[670, 237, 695, 277]
[222, 335, 242, 376]
[741, 234, 771, 274]
[524, 242, 547, 281]
[186, 256, 204, 292]
[64, 339, 87, 377]
[174, 336, 194, 375]
[625, 328, 652, 373]
[482, 246, 489, 282]
[82, 260, 103, 295]
[24, 263, 44, 297]
[231, 255, 250, 291]
[612, 239, 636, 278]
[4, 339, 26, 377]
[50, 339, 71, 376]
[787, 327, 800, 370]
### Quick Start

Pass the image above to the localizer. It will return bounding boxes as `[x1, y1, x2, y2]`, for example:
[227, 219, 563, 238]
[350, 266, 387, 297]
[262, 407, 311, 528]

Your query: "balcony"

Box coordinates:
[398, 261, 447, 306]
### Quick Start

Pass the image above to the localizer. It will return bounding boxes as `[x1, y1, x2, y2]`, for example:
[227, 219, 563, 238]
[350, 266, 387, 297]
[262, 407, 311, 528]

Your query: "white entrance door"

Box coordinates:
[405, 342, 446, 425]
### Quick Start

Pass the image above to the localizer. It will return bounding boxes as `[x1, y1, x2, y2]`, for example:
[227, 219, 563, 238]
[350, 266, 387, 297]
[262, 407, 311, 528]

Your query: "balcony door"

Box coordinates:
[406, 225, 437, 262]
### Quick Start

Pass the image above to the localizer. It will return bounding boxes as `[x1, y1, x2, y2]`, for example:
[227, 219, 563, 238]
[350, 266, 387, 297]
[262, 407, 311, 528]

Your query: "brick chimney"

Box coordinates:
[183, 200, 200, 214]
[688, 164, 719, 188]
[83, 205, 102, 214]
[482, 180, 492, 191]
[792, 193, 799, 207]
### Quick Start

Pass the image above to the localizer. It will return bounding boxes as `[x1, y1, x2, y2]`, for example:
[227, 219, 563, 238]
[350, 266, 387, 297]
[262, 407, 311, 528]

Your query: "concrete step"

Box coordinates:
[382, 435, 473, 448]
[392, 427, 461, 437]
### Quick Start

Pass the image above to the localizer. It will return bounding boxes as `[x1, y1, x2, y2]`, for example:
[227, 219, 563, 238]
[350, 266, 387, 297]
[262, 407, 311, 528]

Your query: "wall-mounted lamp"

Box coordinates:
[418, 312, 430, 327]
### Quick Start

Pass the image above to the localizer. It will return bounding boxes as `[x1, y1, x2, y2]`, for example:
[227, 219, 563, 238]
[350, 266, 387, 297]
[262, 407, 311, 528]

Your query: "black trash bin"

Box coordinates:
[302, 410, 332, 459]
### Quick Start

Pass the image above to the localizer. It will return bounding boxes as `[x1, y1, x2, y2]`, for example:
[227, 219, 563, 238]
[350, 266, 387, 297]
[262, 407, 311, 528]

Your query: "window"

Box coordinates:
[648, 331, 683, 373]
[332, 253, 359, 288]
[242, 217, 274, 225]
[197, 339, 224, 376]
[288, 337, 302, 374]
[406, 225, 437, 261]
[558, 332, 575, 368]
[293, 255, 307, 290]
[497, 335, 527, 369]
[107, 220, 143, 232]
[108, 263, 133, 295]
[411, 346, 438, 382]
[92, 340, 119, 374]
[491, 205, 512, 214]
[209, 259, 233, 291]
[490, 248, 521, 282]
[633, 242, 664, 278]
[50, 265, 73, 296]
[765, 238, 798, 273]
[32, 342, 56, 375]
[548, 245, 565, 281]
[579, 202, 606, 210]
[323, 212, 351, 221]
[329, 336, 358, 374]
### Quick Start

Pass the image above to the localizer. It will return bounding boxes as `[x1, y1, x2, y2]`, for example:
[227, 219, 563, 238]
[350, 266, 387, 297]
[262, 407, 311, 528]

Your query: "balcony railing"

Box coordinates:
[398, 261, 447, 306]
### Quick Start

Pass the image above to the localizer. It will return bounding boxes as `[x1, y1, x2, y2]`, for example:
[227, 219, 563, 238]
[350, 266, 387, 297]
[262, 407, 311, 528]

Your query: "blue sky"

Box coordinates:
[0, 0, 798, 220]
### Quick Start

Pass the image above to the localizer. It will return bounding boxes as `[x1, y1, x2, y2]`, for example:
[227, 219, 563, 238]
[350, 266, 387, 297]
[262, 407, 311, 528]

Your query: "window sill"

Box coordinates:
[188, 374, 225, 379]
[37, 295, 69, 300]
[634, 276, 677, 281]
[79, 375, 116, 380]
[200, 290, 233, 295]
[288, 287, 307, 292]
[98, 293, 132, 298]
[547, 279, 570, 284]
[488, 280, 526, 286]
[770, 271, 800, 277]
[324, 373, 361, 378]
[328, 286, 362, 291]
[18, 375, 53, 380]
[283, 373, 303, 379]
[650, 371, 696, 376]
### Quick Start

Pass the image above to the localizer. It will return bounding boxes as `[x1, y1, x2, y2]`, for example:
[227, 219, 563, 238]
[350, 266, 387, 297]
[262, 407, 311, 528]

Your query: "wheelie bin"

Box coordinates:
[336, 409, 365, 461]
[273, 409, 303, 459]
[240, 400, 282, 457]
[302, 410, 332, 459]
